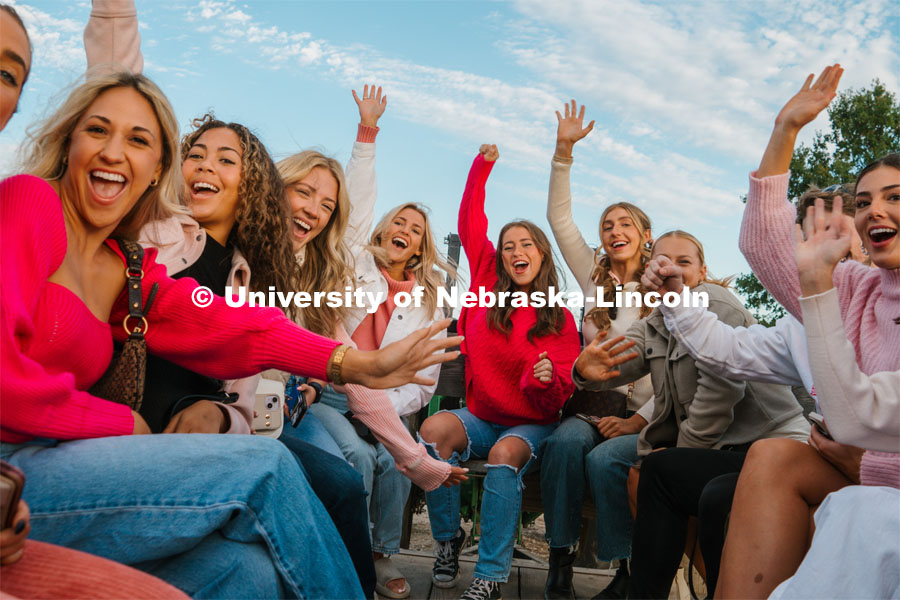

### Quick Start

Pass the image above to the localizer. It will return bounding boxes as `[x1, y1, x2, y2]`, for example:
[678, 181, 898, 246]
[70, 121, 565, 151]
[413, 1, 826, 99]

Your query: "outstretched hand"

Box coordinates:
[555, 99, 594, 158]
[641, 255, 684, 294]
[352, 84, 387, 128]
[344, 319, 462, 389]
[794, 197, 852, 296]
[479, 144, 499, 162]
[574, 331, 639, 383]
[442, 466, 469, 487]
[775, 64, 843, 132]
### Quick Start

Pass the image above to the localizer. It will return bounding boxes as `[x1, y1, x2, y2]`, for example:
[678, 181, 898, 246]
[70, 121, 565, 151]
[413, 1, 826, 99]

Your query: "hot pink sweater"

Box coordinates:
[740, 171, 900, 487]
[457, 156, 580, 426]
[0, 175, 340, 443]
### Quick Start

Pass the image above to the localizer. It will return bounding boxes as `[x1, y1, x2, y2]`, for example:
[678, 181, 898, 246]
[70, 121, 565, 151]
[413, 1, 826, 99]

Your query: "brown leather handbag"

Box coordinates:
[88, 239, 158, 411]
[561, 383, 630, 421]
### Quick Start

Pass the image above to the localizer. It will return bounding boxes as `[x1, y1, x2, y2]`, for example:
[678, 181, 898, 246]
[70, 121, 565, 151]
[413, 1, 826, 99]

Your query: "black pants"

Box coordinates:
[627, 448, 746, 599]
[280, 435, 377, 599]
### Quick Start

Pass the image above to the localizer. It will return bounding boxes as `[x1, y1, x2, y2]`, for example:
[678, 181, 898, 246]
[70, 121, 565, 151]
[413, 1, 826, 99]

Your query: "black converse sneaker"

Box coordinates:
[433, 527, 468, 588]
[460, 578, 502, 600]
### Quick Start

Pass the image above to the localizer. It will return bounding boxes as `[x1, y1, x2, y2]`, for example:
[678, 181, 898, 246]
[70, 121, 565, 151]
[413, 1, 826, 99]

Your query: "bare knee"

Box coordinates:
[419, 413, 466, 457]
[487, 437, 531, 470]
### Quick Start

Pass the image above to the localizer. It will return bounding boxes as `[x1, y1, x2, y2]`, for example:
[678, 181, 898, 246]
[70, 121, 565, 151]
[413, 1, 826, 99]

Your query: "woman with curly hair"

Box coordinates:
[418, 144, 582, 600]
[540, 100, 656, 599]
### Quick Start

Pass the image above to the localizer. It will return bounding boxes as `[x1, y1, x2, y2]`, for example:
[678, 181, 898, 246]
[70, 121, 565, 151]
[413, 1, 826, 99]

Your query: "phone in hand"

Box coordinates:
[575, 413, 601, 426]
[0, 461, 25, 529]
[808, 412, 833, 440]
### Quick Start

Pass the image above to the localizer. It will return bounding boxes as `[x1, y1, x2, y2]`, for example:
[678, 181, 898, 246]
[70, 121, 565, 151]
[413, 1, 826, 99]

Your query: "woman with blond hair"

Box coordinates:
[539, 100, 656, 599]
[277, 85, 465, 599]
[0, 70, 459, 598]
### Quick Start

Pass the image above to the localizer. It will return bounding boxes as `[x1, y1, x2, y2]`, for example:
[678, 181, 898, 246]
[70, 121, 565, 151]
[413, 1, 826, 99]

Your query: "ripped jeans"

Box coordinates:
[423, 408, 557, 582]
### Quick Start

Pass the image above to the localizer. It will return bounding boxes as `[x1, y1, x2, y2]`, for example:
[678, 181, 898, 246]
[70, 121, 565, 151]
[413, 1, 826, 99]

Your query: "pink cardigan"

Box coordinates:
[457, 155, 580, 426]
[0, 175, 340, 443]
[740, 171, 900, 487]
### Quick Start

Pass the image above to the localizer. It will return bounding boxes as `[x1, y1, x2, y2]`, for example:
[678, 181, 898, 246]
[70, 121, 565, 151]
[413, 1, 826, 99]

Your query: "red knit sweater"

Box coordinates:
[457, 156, 580, 426]
[0, 175, 340, 443]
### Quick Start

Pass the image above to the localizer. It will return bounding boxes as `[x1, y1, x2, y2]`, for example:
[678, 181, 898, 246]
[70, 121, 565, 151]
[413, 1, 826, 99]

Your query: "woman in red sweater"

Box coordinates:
[0, 70, 458, 598]
[418, 145, 581, 600]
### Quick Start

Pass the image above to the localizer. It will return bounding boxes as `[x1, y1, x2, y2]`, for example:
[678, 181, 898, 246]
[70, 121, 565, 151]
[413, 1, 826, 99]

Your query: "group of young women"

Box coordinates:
[1, 2, 897, 599]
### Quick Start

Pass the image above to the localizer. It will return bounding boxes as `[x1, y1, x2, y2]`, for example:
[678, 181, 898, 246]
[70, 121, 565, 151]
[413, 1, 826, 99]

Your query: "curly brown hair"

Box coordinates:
[487, 220, 566, 343]
[182, 114, 300, 319]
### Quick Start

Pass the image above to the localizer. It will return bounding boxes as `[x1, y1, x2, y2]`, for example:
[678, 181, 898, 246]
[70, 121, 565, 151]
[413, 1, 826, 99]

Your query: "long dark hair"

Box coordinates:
[856, 153, 900, 190]
[487, 220, 566, 343]
[182, 114, 300, 319]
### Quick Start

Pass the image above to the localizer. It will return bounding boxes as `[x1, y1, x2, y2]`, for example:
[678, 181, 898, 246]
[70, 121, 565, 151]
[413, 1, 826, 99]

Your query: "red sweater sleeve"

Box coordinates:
[1, 176, 134, 441]
[518, 311, 580, 414]
[108, 245, 341, 381]
[458, 155, 497, 292]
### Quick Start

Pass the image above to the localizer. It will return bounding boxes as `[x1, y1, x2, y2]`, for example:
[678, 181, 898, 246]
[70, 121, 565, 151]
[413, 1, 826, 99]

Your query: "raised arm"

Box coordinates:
[548, 100, 597, 293]
[739, 65, 843, 318]
[345, 84, 386, 248]
[458, 146, 498, 288]
[84, 0, 144, 74]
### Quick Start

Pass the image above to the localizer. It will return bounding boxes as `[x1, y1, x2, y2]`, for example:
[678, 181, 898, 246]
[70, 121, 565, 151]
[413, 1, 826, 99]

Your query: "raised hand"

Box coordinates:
[775, 65, 843, 132]
[794, 197, 852, 295]
[533, 351, 553, 383]
[343, 319, 462, 389]
[574, 331, 639, 383]
[555, 99, 595, 158]
[641, 255, 684, 294]
[479, 144, 499, 162]
[352, 84, 387, 128]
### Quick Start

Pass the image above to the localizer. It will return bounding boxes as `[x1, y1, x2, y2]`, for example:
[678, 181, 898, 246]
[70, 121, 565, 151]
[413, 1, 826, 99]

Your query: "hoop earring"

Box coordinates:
[150, 178, 159, 187]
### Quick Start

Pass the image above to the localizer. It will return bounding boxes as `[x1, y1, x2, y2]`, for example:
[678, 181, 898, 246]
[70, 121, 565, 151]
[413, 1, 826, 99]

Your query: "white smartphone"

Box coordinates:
[253, 378, 285, 438]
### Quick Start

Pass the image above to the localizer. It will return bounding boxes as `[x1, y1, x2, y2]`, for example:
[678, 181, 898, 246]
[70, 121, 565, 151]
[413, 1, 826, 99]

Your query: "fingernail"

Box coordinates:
[14, 520, 25, 534]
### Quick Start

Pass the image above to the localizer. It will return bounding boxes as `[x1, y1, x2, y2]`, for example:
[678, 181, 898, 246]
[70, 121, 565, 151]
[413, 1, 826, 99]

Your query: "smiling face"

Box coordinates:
[651, 235, 707, 288]
[60, 86, 162, 233]
[182, 127, 243, 234]
[287, 166, 338, 252]
[0, 9, 31, 132]
[600, 206, 649, 265]
[855, 166, 900, 270]
[501, 225, 544, 290]
[380, 207, 425, 266]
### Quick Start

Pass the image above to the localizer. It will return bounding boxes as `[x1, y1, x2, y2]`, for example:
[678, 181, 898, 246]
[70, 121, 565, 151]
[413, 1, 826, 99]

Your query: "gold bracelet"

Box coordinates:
[327, 344, 349, 386]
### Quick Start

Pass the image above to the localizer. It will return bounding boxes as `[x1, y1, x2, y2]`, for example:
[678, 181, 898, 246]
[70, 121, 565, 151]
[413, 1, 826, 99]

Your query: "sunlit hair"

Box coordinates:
[652, 230, 734, 288]
[20, 70, 184, 238]
[1, 4, 31, 86]
[276, 150, 355, 336]
[488, 220, 566, 343]
[368, 202, 455, 317]
[586, 202, 653, 332]
[796, 184, 856, 224]
[182, 114, 299, 319]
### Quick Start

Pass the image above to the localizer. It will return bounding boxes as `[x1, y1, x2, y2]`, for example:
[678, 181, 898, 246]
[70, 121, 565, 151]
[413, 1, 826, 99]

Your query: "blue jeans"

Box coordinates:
[1, 435, 364, 599]
[311, 400, 411, 555]
[585, 434, 640, 561]
[539, 416, 604, 548]
[279, 410, 344, 459]
[423, 408, 557, 582]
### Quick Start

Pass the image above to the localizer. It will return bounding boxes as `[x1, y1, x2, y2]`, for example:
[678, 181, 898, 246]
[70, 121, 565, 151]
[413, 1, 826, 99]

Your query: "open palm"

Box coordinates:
[556, 99, 595, 149]
[775, 64, 843, 131]
[794, 198, 852, 293]
[575, 331, 638, 382]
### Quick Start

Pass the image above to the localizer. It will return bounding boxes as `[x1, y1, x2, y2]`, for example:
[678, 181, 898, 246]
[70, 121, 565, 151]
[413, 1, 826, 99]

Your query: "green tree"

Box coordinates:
[735, 80, 900, 324]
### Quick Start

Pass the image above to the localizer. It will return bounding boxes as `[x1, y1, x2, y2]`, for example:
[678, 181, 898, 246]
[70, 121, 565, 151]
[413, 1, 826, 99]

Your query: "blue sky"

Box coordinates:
[3, 0, 898, 297]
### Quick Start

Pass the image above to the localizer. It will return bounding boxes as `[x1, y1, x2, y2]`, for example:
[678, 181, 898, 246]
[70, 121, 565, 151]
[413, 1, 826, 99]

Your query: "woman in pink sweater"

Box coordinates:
[716, 64, 900, 598]
[0, 70, 458, 598]
[418, 145, 581, 600]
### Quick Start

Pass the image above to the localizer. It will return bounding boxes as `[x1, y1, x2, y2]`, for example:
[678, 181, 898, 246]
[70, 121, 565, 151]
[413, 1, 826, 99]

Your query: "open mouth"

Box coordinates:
[868, 226, 898, 247]
[611, 240, 628, 250]
[293, 217, 312, 238]
[191, 180, 220, 199]
[392, 236, 409, 250]
[513, 260, 529, 275]
[89, 169, 127, 201]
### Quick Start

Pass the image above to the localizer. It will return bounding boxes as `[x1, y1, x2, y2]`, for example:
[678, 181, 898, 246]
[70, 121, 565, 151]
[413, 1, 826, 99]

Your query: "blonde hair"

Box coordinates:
[277, 150, 355, 336]
[368, 202, 455, 317]
[20, 70, 184, 238]
[652, 230, 734, 288]
[586, 202, 653, 332]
